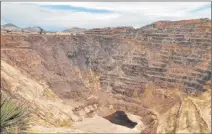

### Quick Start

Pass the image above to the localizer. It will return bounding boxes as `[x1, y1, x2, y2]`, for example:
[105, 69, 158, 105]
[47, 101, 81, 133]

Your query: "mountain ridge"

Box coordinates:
[2, 18, 210, 33]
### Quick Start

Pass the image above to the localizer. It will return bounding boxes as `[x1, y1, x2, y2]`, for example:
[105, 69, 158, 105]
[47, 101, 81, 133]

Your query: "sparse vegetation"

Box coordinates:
[36, 112, 72, 128]
[0, 98, 29, 133]
[43, 88, 56, 101]
[55, 118, 72, 128]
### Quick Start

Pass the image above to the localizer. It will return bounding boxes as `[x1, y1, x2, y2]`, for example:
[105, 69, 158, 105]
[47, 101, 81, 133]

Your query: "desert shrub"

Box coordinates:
[0, 98, 29, 133]
[55, 118, 72, 128]
[43, 89, 56, 101]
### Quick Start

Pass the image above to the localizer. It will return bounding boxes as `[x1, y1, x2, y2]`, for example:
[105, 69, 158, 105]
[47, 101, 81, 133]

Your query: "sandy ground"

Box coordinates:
[28, 125, 84, 133]
[72, 114, 143, 133]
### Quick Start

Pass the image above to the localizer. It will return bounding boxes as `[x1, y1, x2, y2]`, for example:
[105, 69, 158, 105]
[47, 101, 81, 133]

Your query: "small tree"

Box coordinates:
[39, 29, 43, 34]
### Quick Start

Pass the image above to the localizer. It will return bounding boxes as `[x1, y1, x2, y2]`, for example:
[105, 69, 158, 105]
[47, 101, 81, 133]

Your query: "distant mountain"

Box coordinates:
[2, 23, 17, 27]
[1, 23, 45, 33]
[1, 23, 22, 32]
[63, 27, 87, 33]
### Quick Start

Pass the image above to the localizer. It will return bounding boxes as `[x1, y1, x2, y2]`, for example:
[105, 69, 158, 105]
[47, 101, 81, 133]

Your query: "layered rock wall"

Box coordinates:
[1, 18, 211, 133]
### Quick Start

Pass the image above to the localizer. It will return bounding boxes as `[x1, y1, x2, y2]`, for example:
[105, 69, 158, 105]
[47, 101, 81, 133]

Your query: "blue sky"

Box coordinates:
[1, 2, 211, 31]
[190, 4, 211, 13]
[40, 5, 112, 14]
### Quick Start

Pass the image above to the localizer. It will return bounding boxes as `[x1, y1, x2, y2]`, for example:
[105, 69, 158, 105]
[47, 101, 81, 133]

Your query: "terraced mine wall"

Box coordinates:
[1, 18, 211, 133]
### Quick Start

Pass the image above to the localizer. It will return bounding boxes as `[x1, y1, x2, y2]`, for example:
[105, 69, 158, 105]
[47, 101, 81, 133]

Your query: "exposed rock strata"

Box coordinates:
[1, 18, 211, 133]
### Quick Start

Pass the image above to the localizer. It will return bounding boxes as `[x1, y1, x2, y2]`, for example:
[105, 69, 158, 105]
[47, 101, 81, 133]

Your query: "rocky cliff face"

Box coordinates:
[84, 26, 135, 36]
[1, 18, 211, 133]
[63, 27, 87, 34]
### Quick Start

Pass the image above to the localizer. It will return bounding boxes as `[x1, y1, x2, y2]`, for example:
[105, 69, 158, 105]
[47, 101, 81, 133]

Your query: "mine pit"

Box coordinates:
[1, 18, 210, 133]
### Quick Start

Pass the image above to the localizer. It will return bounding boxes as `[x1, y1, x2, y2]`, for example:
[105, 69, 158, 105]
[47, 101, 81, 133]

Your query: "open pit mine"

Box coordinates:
[1, 18, 211, 133]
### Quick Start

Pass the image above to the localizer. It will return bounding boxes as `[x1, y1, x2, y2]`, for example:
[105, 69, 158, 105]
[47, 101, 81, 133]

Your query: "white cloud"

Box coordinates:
[1, 2, 211, 31]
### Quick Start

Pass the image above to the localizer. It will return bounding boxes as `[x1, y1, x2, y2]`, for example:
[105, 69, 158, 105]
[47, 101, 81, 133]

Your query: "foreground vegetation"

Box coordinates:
[0, 98, 28, 133]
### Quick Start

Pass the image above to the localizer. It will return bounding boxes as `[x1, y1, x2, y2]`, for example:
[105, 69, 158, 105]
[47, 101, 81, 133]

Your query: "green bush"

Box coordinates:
[0, 98, 28, 133]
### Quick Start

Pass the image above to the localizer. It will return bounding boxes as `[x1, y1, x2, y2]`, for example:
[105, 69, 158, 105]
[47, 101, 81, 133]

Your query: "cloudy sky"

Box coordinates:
[1, 2, 211, 31]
